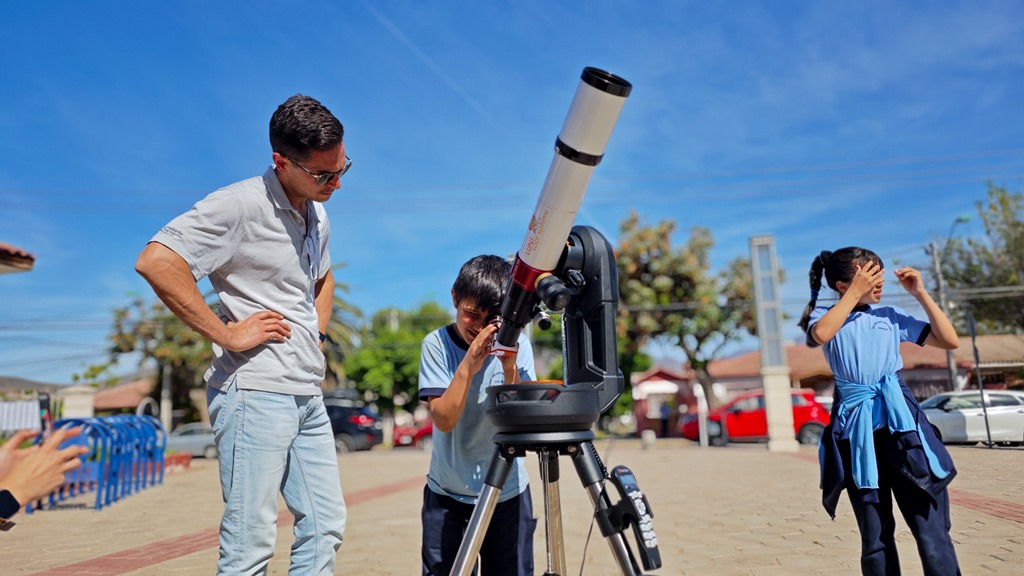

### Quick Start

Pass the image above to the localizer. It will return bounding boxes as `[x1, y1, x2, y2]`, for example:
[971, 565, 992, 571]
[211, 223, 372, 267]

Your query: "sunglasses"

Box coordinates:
[288, 155, 353, 186]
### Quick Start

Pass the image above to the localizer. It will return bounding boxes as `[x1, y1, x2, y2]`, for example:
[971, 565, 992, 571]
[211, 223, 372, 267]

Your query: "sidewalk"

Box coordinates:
[3, 439, 1022, 575]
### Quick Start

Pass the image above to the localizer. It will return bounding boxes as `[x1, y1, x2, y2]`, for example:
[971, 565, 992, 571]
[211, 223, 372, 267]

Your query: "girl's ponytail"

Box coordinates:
[797, 250, 830, 332]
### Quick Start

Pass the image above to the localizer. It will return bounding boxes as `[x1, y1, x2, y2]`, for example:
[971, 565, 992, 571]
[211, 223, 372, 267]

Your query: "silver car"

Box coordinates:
[921, 390, 1024, 446]
[165, 422, 219, 458]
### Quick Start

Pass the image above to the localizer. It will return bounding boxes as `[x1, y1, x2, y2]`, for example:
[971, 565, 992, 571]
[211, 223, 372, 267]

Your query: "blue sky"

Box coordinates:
[2, 1, 1022, 384]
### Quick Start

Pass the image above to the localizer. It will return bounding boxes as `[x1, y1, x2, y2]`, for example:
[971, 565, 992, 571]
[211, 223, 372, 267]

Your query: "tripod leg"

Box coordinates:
[450, 446, 515, 576]
[538, 450, 567, 576]
[569, 442, 643, 576]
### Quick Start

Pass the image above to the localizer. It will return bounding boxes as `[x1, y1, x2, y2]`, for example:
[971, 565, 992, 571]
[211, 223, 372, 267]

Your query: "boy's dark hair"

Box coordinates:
[269, 94, 344, 161]
[452, 255, 512, 311]
[797, 246, 883, 332]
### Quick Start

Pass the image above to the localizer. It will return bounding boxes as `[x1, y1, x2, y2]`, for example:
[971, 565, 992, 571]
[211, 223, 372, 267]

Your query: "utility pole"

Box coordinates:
[160, 362, 173, 432]
[930, 241, 961, 391]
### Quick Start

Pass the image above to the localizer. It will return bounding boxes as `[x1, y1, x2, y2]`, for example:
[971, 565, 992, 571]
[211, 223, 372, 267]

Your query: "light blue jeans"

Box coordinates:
[208, 381, 346, 575]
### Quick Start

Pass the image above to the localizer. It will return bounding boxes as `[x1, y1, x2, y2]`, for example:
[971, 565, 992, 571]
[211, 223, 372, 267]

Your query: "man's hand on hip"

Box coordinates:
[224, 311, 291, 351]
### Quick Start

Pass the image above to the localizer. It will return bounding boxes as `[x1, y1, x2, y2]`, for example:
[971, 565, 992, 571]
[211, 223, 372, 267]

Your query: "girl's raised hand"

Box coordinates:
[847, 261, 884, 298]
[894, 266, 927, 296]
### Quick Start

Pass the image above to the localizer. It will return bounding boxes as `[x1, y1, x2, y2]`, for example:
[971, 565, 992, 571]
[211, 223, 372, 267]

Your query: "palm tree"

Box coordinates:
[323, 262, 363, 389]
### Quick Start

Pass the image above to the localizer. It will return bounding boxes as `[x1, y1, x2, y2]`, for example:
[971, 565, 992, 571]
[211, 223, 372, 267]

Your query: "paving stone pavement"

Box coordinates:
[2, 439, 1022, 575]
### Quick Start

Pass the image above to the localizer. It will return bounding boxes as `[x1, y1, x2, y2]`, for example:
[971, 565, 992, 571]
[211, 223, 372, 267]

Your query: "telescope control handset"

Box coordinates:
[609, 465, 662, 571]
[493, 67, 631, 355]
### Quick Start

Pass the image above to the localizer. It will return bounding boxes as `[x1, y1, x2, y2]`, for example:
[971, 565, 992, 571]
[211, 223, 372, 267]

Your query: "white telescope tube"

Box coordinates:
[496, 67, 631, 351]
[518, 69, 632, 271]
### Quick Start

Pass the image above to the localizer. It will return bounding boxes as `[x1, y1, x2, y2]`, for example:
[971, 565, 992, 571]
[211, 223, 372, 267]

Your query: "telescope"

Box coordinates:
[494, 67, 632, 360]
[450, 68, 662, 576]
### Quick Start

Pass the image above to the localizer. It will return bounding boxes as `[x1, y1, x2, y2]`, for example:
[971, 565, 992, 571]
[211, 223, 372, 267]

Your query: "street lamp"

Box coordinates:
[941, 215, 972, 261]
[929, 214, 971, 391]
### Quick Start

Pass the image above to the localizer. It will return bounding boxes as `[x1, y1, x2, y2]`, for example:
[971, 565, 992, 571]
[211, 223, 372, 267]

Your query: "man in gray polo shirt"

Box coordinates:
[135, 94, 349, 576]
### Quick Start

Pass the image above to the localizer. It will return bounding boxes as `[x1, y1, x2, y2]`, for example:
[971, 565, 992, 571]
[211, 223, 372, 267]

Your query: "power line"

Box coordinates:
[0, 352, 108, 372]
[3, 149, 1021, 213]
[949, 286, 1024, 300]
[4, 279, 1022, 377]
[3, 287, 1019, 333]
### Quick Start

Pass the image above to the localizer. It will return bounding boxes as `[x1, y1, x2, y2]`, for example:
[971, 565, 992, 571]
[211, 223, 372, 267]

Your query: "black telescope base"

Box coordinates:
[448, 430, 654, 576]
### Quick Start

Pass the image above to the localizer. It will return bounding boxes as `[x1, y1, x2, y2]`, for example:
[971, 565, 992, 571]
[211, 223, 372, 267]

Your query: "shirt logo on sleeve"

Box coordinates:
[159, 226, 184, 239]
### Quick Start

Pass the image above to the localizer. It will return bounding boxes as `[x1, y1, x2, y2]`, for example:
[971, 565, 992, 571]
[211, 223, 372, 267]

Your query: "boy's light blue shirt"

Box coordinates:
[418, 326, 536, 504]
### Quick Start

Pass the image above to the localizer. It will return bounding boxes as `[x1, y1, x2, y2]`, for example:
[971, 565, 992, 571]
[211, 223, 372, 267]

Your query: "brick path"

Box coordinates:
[3, 440, 1022, 575]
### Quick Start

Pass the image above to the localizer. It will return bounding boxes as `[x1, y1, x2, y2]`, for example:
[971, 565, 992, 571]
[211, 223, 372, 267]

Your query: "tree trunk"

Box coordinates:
[693, 365, 720, 410]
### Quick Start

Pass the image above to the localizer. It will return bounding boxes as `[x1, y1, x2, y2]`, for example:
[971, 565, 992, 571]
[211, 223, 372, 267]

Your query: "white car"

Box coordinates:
[165, 422, 219, 458]
[920, 390, 1024, 446]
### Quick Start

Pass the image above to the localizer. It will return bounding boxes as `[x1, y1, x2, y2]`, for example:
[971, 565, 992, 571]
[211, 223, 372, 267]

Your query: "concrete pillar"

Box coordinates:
[749, 236, 798, 453]
[763, 367, 798, 452]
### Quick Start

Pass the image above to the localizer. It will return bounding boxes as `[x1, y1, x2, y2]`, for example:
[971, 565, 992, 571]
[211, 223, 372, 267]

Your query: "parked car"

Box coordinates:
[165, 422, 218, 459]
[393, 420, 433, 450]
[815, 395, 835, 414]
[679, 389, 830, 446]
[325, 400, 384, 453]
[920, 390, 1024, 446]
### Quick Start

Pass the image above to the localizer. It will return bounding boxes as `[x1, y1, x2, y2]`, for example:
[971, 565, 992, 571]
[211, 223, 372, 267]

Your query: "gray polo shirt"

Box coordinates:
[152, 167, 331, 396]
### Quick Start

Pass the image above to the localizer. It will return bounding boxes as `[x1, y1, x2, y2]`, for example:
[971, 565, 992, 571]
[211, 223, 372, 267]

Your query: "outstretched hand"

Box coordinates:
[1, 427, 89, 507]
[224, 311, 291, 351]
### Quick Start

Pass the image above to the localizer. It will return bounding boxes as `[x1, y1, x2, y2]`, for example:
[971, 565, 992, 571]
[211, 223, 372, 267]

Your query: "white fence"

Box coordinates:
[0, 400, 42, 433]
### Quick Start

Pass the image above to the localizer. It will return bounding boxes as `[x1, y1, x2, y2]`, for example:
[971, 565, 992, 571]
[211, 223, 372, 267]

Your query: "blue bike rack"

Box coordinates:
[25, 415, 167, 513]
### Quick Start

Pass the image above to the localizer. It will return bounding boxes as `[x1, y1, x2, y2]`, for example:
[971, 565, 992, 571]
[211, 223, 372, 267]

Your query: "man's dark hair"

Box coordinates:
[269, 94, 344, 161]
[452, 255, 512, 312]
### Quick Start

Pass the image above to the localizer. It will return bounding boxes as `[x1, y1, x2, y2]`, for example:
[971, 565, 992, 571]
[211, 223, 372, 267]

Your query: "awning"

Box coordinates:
[633, 378, 680, 400]
[0, 241, 35, 274]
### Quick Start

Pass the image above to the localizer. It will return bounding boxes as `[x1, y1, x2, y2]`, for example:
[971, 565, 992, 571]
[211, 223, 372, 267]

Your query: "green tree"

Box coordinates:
[75, 295, 214, 422]
[322, 263, 363, 389]
[616, 212, 756, 409]
[343, 301, 451, 413]
[943, 183, 1024, 333]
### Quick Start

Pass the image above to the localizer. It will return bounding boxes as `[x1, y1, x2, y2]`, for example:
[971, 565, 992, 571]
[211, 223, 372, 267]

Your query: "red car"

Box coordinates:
[393, 421, 433, 450]
[678, 389, 830, 446]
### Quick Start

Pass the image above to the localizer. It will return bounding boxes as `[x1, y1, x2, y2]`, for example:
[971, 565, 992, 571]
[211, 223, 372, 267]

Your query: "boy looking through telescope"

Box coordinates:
[418, 254, 538, 576]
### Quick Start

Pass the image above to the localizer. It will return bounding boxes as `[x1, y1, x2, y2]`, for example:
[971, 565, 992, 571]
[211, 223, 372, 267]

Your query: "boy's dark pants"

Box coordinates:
[841, 429, 960, 576]
[421, 485, 536, 576]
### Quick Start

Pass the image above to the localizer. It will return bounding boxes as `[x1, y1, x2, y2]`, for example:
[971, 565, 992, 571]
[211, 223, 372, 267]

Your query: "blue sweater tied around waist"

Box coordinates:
[830, 373, 950, 490]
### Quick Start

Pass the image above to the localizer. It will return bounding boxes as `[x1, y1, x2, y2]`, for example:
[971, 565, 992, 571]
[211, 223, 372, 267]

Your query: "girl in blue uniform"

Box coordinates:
[798, 247, 961, 575]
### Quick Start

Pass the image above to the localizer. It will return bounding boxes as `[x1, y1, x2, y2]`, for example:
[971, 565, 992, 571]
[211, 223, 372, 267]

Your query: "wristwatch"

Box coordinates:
[0, 489, 20, 532]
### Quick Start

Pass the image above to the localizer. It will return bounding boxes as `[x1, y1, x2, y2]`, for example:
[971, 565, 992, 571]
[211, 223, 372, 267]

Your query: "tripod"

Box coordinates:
[449, 430, 660, 576]
[447, 226, 661, 575]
